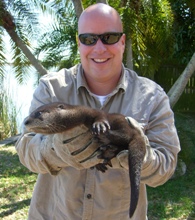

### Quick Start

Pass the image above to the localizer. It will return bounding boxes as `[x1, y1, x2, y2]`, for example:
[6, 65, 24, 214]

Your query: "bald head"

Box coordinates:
[78, 3, 123, 34]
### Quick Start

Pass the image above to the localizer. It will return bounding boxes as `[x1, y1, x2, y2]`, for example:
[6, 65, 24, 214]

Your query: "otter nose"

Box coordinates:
[24, 118, 31, 125]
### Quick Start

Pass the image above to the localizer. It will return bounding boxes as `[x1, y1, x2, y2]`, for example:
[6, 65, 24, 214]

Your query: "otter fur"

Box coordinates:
[24, 102, 146, 218]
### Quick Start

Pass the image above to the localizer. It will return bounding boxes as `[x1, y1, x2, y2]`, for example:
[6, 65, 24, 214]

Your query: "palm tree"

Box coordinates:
[168, 52, 195, 108]
[0, 0, 47, 82]
[120, 0, 174, 79]
[0, 0, 194, 107]
[34, 0, 79, 71]
[34, 0, 175, 79]
[0, 0, 182, 79]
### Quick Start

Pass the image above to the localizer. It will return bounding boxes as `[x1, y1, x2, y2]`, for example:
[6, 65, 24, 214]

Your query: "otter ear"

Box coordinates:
[57, 104, 65, 109]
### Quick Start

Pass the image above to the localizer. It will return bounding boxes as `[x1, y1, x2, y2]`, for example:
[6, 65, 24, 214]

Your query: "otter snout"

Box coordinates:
[23, 116, 34, 132]
[24, 117, 31, 126]
[21, 116, 33, 134]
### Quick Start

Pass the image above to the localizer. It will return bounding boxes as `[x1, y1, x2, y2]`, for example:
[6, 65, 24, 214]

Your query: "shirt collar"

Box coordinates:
[76, 64, 91, 94]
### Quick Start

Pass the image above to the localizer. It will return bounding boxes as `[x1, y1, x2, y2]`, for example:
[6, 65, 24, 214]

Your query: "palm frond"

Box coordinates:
[122, 0, 174, 78]
[34, 0, 78, 69]
[0, 29, 8, 79]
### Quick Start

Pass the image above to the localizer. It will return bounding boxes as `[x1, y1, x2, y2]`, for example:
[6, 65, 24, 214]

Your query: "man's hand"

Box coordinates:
[50, 125, 104, 169]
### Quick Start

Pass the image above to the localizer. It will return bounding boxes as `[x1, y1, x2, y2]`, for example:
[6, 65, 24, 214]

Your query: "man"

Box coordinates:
[16, 3, 180, 220]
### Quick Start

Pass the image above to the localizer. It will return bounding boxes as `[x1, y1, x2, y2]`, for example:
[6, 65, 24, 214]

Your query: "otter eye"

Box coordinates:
[57, 104, 64, 109]
[35, 111, 42, 118]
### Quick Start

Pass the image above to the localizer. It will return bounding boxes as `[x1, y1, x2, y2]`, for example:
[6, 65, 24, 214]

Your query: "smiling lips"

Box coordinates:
[93, 58, 109, 63]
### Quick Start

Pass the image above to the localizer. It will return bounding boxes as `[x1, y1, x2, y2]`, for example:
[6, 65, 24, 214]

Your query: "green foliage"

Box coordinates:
[1, 141, 195, 219]
[170, 0, 195, 65]
[0, 37, 6, 79]
[147, 111, 195, 219]
[0, 88, 18, 140]
[34, 0, 80, 70]
[122, 0, 174, 78]
[147, 166, 195, 219]
[0, 0, 42, 82]
[175, 112, 195, 166]
[0, 0, 194, 80]
[0, 146, 37, 219]
[11, 42, 33, 84]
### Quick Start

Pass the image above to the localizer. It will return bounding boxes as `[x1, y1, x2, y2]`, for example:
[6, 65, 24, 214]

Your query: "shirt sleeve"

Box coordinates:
[117, 91, 180, 188]
[141, 91, 180, 187]
[15, 133, 68, 175]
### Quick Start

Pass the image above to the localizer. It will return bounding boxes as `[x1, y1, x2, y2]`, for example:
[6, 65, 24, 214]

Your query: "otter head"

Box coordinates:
[24, 102, 73, 134]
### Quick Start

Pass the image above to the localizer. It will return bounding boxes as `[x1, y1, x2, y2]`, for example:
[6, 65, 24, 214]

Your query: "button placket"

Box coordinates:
[82, 168, 96, 220]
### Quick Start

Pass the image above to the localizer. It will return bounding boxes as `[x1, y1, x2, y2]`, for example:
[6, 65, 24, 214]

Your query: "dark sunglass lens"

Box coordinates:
[79, 34, 98, 45]
[79, 33, 123, 45]
[102, 33, 122, 44]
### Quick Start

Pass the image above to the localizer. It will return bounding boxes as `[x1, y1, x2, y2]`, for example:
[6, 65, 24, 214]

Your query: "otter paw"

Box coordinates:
[98, 145, 119, 160]
[92, 120, 110, 135]
[95, 163, 108, 172]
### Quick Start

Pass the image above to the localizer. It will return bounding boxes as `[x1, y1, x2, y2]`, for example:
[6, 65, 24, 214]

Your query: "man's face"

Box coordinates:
[78, 12, 125, 83]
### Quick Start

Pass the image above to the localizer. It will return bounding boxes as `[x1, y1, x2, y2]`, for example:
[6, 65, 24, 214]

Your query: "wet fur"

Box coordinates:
[24, 102, 146, 218]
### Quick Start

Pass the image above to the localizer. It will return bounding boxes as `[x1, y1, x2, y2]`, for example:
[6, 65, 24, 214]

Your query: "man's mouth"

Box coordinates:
[93, 58, 109, 63]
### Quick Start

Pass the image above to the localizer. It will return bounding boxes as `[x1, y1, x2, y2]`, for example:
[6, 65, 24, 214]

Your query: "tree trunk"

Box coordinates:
[0, 0, 48, 76]
[7, 28, 48, 76]
[71, 0, 83, 19]
[126, 38, 133, 70]
[167, 53, 195, 108]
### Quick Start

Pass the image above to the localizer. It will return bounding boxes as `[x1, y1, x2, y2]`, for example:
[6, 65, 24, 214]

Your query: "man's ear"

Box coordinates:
[121, 33, 126, 52]
[122, 33, 126, 46]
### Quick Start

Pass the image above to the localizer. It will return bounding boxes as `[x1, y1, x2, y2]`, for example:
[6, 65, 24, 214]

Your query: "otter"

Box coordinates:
[24, 102, 146, 218]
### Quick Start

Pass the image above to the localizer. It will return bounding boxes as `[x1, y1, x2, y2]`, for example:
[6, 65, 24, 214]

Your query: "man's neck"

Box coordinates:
[84, 73, 121, 95]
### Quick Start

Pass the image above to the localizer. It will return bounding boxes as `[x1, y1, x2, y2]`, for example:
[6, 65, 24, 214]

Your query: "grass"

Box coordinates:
[0, 145, 37, 220]
[0, 112, 195, 219]
[147, 166, 195, 220]
[147, 111, 195, 220]
[0, 147, 195, 220]
[174, 112, 195, 167]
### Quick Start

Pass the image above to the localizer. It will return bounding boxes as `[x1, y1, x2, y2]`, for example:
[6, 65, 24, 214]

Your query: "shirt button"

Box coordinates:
[87, 194, 92, 199]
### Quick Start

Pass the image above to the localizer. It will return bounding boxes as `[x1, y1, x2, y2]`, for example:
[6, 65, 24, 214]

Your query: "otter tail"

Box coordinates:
[128, 139, 145, 218]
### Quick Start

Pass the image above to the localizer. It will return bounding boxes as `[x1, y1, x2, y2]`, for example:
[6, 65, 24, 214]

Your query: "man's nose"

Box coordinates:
[93, 39, 107, 53]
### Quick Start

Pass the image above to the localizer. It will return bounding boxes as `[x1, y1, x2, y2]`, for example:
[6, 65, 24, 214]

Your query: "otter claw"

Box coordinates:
[95, 163, 108, 172]
[92, 120, 110, 135]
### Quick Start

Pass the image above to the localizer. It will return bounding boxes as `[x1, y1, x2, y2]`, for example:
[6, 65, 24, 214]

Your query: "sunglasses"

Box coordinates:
[79, 32, 123, 46]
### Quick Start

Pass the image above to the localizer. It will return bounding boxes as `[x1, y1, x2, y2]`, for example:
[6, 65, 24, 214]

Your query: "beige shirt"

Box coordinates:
[16, 64, 180, 220]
